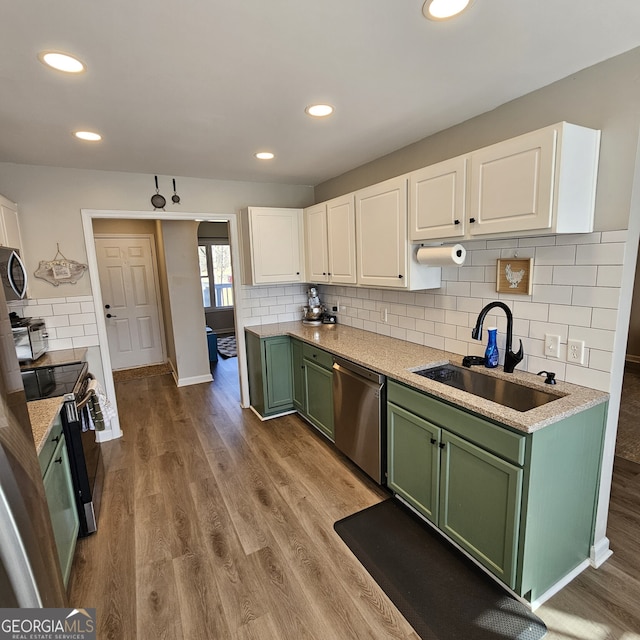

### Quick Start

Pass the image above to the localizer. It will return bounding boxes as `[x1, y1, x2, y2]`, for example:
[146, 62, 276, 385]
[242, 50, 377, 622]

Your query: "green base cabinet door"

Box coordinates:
[304, 359, 334, 440]
[43, 434, 79, 587]
[439, 430, 522, 589]
[292, 338, 305, 412]
[246, 331, 294, 418]
[387, 402, 440, 523]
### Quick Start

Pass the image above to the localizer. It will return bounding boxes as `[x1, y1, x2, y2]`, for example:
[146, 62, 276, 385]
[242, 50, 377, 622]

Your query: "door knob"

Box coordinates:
[106, 313, 117, 318]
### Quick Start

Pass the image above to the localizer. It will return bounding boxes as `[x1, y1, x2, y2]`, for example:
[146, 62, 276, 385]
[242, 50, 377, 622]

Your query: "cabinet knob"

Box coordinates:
[51, 435, 60, 444]
[323, 272, 326, 276]
[454, 219, 460, 225]
[398, 274, 404, 279]
[327, 272, 331, 276]
[439, 442, 446, 450]
[296, 272, 300, 275]
[430, 437, 437, 445]
[54, 456, 63, 464]
[469, 217, 476, 223]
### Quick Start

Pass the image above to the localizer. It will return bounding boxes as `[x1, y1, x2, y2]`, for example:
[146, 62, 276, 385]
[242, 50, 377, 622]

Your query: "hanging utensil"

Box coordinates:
[151, 175, 166, 210]
[172, 178, 181, 204]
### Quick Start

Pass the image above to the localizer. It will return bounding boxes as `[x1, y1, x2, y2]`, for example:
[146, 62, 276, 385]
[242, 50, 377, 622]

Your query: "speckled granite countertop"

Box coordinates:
[246, 322, 609, 433]
[20, 347, 88, 371]
[28, 397, 63, 454]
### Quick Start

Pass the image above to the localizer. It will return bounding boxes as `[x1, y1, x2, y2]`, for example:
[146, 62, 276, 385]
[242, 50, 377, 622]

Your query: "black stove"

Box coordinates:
[21, 362, 88, 401]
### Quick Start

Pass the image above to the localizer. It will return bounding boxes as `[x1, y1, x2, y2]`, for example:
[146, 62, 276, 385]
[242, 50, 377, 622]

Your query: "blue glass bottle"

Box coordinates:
[485, 327, 499, 368]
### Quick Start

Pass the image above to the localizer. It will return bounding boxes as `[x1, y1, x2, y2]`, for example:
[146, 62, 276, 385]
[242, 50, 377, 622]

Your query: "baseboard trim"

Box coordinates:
[590, 535, 613, 568]
[175, 373, 213, 387]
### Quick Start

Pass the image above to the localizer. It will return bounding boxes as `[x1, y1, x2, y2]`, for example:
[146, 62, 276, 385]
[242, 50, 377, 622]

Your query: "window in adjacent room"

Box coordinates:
[199, 240, 234, 310]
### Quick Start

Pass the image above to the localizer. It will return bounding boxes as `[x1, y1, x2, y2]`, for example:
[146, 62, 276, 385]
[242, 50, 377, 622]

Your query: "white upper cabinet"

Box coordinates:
[407, 122, 600, 242]
[326, 194, 357, 284]
[0, 194, 23, 252]
[305, 195, 357, 285]
[304, 203, 329, 283]
[409, 155, 467, 242]
[356, 176, 407, 288]
[355, 176, 441, 291]
[468, 122, 600, 238]
[240, 207, 304, 285]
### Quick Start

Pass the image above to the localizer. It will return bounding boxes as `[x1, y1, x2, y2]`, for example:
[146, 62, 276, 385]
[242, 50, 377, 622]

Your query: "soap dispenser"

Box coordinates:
[484, 327, 499, 368]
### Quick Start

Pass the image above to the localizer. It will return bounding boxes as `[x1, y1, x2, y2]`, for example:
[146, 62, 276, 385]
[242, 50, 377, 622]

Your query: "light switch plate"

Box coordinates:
[567, 339, 586, 365]
[544, 334, 561, 358]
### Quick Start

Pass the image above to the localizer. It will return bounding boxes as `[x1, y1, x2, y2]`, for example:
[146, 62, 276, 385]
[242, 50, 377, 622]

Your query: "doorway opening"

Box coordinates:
[81, 209, 250, 441]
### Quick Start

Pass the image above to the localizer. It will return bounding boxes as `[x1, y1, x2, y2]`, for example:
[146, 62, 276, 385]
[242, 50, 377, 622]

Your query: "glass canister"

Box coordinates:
[484, 326, 499, 368]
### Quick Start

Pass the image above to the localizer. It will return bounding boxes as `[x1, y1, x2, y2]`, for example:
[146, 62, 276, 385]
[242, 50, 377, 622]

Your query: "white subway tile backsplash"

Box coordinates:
[487, 238, 519, 249]
[72, 335, 99, 348]
[458, 266, 486, 282]
[529, 321, 569, 342]
[596, 266, 624, 288]
[576, 243, 625, 265]
[69, 312, 97, 326]
[591, 308, 618, 330]
[535, 245, 576, 265]
[532, 285, 573, 305]
[568, 326, 616, 351]
[565, 365, 610, 392]
[552, 266, 597, 286]
[549, 304, 592, 327]
[555, 233, 601, 245]
[446, 281, 471, 297]
[589, 349, 613, 372]
[532, 266, 553, 285]
[52, 302, 82, 315]
[518, 235, 557, 247]
[471, 249, 502, 266]
[572, 286, 621, 309]
[56, 325, 85, 339]
[601, 230, 628, 243]
[64, 295, 94, 303]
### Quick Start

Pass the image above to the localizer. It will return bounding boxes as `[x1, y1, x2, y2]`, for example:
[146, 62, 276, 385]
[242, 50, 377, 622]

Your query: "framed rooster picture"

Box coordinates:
[496, 258, 533, 295]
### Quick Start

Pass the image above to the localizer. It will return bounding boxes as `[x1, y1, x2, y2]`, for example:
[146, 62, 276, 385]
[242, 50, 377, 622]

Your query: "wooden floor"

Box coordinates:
[68, 358, 640, 640]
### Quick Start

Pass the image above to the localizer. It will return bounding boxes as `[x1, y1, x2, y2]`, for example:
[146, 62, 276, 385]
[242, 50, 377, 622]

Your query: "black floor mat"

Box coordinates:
[334, 499, 547, 640]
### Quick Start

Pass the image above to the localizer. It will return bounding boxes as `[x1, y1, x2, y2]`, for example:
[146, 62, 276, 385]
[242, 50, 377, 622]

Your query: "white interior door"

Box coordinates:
[94, 235, 165, 370]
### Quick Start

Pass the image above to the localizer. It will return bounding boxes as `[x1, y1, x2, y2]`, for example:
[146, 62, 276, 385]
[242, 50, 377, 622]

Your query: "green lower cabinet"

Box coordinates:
[387, 379, 606, 603]
[304, 359, 334, 440]
[42, 433, 79, 587]
[290, 338, 334, 441]
[387, 402, 440, 523]
[246, 331, 294, 418]
[291, 338, 305, 412]
[439, 431, 522, 588]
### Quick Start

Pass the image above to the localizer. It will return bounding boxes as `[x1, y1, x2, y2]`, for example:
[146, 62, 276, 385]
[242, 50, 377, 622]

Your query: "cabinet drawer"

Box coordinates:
[302, 343, 333, 370]
[38, 414, 64, 476]
[388, 380, 526, 466]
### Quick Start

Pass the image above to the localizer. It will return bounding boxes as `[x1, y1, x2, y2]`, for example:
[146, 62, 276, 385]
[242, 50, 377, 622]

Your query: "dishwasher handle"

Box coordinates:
[332, 357, 385, 387]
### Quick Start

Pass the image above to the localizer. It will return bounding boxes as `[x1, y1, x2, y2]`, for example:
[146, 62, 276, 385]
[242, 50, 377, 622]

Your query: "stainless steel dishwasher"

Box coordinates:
[332, 357, 386, 484]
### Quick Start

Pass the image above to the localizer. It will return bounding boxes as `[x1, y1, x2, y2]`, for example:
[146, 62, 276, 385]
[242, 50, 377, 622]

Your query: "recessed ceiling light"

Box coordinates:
[255, 151, 275, 160]
[38, 51, 86, 73]
[305, 104, 334, 118]
[74, 131, 102, 141]
[423, 0, 474, 20]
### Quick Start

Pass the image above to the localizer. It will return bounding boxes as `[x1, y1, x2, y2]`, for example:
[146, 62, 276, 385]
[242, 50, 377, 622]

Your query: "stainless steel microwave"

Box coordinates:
[0, 246, 27, 300]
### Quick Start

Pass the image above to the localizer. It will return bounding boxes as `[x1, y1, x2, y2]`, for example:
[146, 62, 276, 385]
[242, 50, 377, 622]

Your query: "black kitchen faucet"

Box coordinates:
[471, 301, 524, 373]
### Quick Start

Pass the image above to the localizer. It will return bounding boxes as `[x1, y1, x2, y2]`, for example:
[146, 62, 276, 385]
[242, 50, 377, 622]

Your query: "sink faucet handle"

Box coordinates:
[537, 370, 557, 385]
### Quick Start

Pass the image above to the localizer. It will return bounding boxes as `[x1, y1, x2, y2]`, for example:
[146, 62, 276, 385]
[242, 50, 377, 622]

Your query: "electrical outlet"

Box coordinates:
[544, 334, 561, 358]
[567, 339, 586, 365]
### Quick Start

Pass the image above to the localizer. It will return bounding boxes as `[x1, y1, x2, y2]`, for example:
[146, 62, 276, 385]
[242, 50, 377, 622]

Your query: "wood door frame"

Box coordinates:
[94, 233, 167, 370]
[81, 209, 249, 441]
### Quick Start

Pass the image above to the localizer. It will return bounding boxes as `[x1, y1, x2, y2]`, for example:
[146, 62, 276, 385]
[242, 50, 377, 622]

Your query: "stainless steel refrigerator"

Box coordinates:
[0, 282, 66, 607]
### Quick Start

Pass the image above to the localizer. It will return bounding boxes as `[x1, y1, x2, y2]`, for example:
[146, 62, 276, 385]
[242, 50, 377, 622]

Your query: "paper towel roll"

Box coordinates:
[416, 244, 466, 266]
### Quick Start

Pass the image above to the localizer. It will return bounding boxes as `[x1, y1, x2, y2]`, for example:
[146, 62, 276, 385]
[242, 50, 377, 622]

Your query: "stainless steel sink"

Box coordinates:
[413, 364, 562, 412]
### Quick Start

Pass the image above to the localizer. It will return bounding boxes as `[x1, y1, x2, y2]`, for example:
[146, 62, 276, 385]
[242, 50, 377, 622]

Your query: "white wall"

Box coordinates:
[0, 163, 314, 300]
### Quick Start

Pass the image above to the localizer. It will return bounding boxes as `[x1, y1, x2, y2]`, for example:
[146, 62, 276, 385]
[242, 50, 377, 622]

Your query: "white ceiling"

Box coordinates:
[2, 0, 640, 187]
